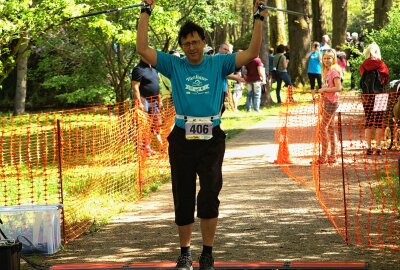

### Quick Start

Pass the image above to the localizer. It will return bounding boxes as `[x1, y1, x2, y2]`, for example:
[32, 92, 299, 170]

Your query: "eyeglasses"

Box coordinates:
[181, 40, 202, 49]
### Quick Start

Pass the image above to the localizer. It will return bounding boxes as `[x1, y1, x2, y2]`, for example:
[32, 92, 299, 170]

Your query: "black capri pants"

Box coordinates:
[167, 125, 226, 226]
[308, 73, 322, 90]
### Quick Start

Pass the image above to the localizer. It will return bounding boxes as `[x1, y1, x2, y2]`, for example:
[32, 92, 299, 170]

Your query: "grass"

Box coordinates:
[375, 168, 400, 217]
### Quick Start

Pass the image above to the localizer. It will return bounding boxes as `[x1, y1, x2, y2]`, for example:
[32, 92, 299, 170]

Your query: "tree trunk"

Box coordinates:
[108, 42, 132, 103]
[240, 0, 252, 39]
[269, 0, 287, 50]
[260, 14, 274, 107]
[13, 35, 29, 116]
[311, 0, 326, 43]
[332, 0, 348, 48]
[286, 0, 310, 86]
[269, 0, 278, 49]
[374, 0, 393, 29]
[215, 24, 228, 48]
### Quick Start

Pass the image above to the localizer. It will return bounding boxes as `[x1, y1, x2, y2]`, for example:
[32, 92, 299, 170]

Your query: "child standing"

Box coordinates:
[315, 49, 342, 165]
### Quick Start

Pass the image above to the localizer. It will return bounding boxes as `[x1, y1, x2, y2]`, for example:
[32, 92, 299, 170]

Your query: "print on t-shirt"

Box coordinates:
[185, 75, 210, 95]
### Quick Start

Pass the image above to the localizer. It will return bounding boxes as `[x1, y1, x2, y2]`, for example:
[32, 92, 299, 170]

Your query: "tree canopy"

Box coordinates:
[1, 0, 399, 112]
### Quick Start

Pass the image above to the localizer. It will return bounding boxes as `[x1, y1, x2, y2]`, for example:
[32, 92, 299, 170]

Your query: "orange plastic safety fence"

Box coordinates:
[275, 92, 400, 250]
[0, 97, 176, 243]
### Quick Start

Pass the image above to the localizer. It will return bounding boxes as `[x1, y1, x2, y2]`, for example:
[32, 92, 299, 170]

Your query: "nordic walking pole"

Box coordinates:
[259, 5, 308, 16]
[66, 3, 146, 21]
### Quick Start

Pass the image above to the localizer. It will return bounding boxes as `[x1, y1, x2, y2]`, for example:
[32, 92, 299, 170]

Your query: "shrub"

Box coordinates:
[367, 6, 400, 79]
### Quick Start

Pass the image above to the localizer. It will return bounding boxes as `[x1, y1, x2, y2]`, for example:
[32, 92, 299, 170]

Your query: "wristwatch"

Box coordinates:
[141, 5, 153, 16]
[253, 7, 264, 21]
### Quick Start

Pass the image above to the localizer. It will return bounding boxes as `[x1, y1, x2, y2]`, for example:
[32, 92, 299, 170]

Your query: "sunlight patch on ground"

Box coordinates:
[111, 213, 175, 223]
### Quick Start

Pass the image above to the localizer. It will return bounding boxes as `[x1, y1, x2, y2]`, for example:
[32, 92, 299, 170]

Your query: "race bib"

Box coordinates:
[373, 93, 389, 112]
[185, 118, 213, 140]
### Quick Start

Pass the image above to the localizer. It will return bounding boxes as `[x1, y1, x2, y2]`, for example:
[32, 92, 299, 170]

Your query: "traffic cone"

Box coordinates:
[274, 126, 292, 164]
[287, 85, 295, 103]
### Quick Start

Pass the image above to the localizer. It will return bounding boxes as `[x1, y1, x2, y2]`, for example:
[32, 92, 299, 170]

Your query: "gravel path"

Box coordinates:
[36, 116, 399, 270]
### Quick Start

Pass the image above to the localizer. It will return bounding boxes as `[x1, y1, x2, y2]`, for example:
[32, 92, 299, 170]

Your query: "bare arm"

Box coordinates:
[257, 65, 266, 83]
[304, 51, 312, 59]
[319, 77, 342, 93]
[331, 77, 342, 92]
[132, 81, 145, 110]
[235, 1, 267, 68]
[136, 0, 157, 66]
[226, 73, 244, 82]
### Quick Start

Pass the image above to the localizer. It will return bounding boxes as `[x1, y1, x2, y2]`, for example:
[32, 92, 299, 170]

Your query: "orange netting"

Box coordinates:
[2, 87, 399, 251]
[0, 97, 176, 243]
[275, 91, 400, 250]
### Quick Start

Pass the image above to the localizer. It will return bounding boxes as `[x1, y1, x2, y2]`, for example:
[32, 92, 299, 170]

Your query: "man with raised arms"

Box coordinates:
[136, 1, 267, 269]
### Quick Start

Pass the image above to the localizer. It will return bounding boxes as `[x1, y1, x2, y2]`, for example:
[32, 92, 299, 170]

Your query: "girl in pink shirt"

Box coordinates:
[315, 49, 342, 165]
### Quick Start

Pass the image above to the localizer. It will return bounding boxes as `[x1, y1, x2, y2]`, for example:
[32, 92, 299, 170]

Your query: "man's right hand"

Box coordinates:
[137, 0, 158, 66]
[143, 0, 156, 8]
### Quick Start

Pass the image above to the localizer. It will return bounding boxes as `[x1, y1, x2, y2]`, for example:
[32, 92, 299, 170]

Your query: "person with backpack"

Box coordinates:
[359, 42, 389, 156]
[273, 44, 293, 104]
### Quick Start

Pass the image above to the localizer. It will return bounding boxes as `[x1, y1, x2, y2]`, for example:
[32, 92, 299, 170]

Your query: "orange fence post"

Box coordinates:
[338, 112, 349, 244]
[56, 120, 67, 245]
[134, 107, 143, 199]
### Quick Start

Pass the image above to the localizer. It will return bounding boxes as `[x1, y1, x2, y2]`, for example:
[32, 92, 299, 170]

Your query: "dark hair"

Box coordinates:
[178, 21, 206, 45]
[276, 44, 285, 54]
[268, 48, 274, 54]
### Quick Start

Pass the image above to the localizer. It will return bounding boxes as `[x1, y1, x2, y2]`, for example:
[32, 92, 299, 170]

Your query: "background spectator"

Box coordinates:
[305, 41, 322, 99]
[273, 44, 293, 104]
[320, 34, 331, 51]
[268, 47, 275, 86]
[349, 32, 364, 89]
[359, 42, 389, 156]
[335, 45, 347, 77]
[204, 46, 214, 56]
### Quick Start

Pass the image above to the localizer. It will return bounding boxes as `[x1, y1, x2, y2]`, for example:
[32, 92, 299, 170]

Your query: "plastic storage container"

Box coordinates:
[0, 204, 62, 255]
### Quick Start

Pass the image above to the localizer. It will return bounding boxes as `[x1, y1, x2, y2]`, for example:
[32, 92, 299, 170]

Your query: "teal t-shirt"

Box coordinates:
[156, 51, 237, 129]
[307, 51, 322, 74]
